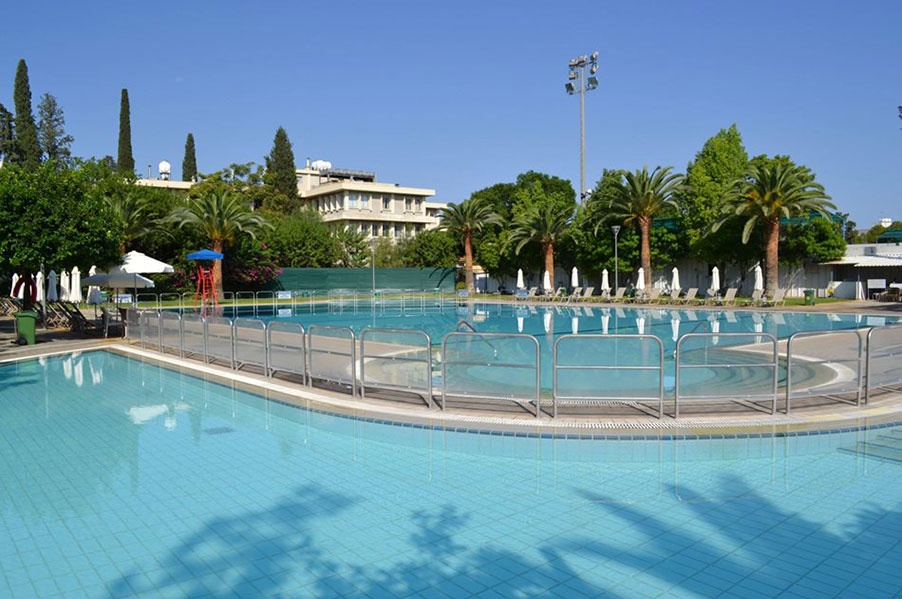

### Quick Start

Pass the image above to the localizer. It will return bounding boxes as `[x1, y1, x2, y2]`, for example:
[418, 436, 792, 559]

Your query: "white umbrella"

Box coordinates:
[35, 271, 45, 303]
[671, 267, 680, 292]
[601, 269, 610, 293]
[59, 270, 70, 301]
[47, 271, 59, 301]
[636, 268, 646, 291]
[110, 251, 174, 275]
[543, 270, 552, 292]
[711, 266, 720, 292]
[543, 310, 552, 333]
[636, 315, 646, 335]
[753, 263, 763, 292]
[571, 316, 579, 335]
[10, 273, 22, 299]
[70, 267, 84, 303]
[517, 315, 524, 333]
[601, 311, 610, 335]
[671, 313, 680, 342]
[571, 267, 579, 289]
[81, 272, 155, 289]
[516, 269, 525, 290]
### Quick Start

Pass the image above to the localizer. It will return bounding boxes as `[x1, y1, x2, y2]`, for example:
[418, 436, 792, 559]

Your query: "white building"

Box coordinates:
[296, 161, 446, 240]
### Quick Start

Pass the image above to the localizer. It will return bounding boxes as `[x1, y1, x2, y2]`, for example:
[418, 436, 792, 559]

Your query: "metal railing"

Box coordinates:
[440, 331, 541, 417]
[786, 329, 864, 412]
[234, 318, 267, 373]
[360, 328, 433, 406]
[267, 321, 306, 381]
[865, 324, 902, 401]
[181, 314, 206, 360]
[307, 325, 358, 397]
[553, 334, 666, 418]
[160, 311, 182, 356]
[205, 316, 234, 367]
[675, 332, 779, 417]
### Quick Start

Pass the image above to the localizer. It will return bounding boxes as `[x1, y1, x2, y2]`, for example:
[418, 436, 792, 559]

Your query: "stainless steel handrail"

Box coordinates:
[786, 328, 865, 413]
[360, 328, 433, 407]
[266, 321, 307, 382]
[456, 320, 498, 357]
[440, 331, 541, 417]
[306, 325, 358, 398]
[204, 316, 234, 368]
[865, 324, 902, 403]
[553, 334, 665, 418]
[234, 317, 268, 373]
[675, 332, 778, 417]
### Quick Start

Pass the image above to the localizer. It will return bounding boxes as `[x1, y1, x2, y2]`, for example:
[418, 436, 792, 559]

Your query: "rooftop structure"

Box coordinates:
[297, 159, 445, 241]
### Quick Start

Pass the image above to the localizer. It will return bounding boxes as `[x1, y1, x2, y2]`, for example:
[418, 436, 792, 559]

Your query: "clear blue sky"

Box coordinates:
[2, 0, 899, 227]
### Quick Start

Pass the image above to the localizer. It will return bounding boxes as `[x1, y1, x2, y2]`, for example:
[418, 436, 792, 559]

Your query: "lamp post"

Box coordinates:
[565, 51, 600, 202]
[611, 225, 621, 291]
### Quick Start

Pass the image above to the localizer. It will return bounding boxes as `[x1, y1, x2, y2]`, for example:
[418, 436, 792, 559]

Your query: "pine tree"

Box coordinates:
[0, 103, 15, 164]
[13, 59, 41, 171]
[37, 93, 74, 169]
[182, 133, 197, 181]
[264, 126, 297, 207]
[117, 88, 134, 174]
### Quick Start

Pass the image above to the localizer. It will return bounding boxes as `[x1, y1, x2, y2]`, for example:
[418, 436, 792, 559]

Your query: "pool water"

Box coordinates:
[1, 351, 900, 598]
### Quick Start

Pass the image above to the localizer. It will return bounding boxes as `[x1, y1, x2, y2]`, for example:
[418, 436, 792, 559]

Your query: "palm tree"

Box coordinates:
[713, 163, 834, 294]
[439, 198, 500, 294]
[507, 203, 573, 288]
[106, 192, 157, 253]
[166, 191, 272, 298]
[606, 166, 684, 290]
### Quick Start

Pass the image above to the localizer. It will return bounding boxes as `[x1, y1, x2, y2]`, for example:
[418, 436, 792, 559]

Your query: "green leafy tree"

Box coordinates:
[117, 89, 134, 174]
[332, 226, 369, 267]
[713, 162, 835, 293]
[0, 103, 16, 164]
[439, 198, 500, 293]
[507, 202, 573, 286]
[469, 182, 520, 280]
[780, 217, 846, 265]
[263, 209, 338, 268]
[372, 238, 404, 267]
[835, 212, 858, 244]
[263, 127, 297, 210]
[605, 166, 684, 289]
[182, 133, 197, 181]
[399, 229, 459, 268]
[36, 93, 74, 169]
[166, 191, 272, 298]
[105, 190, 163, 253]
[0, 164, 124, 308]
[13, 59, 41, 171]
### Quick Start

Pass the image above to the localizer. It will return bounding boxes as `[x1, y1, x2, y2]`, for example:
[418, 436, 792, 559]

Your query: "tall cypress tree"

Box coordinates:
[264, 126, 297, 202]
[13, 59, 41, 171]
[117, 88, 134, 174]
[182, 133, 197, 181]
[0, 103, 15, 164]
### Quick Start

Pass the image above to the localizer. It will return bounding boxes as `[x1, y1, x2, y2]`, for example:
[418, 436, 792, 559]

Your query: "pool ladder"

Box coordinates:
[457, 320, 499, 357]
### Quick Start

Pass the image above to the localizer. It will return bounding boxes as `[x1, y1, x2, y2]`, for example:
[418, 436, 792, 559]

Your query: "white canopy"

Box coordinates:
[81, 272, 155, 289]
[47, 271, 59, 302]
[671, 267, 680, 291]
[601, 269, 610, 293]
[516, 269, 525, 290]
[110, 251, 174, 275]
[636, 268, 645, 290]
[711, 266, 720, 291]
[70, 267, 84, 303]
[571, 267, 579, 289]
[753, 263, 763, 291]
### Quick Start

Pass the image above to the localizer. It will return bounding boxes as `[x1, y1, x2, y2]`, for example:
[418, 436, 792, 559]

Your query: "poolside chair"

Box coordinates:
[703, 289, 720, 305]
[515, 289, 528, 301]
[565, 287, 583, 304]
[679, 288, 699, 305]
[640, 288, 661, 304]
[609, 287, 627, 303]
[660, 288, 681, 304]
[526, 287, 538, 301]
[554, 287, 568, 302]
[580, 287, 595, 302]
[741, 289, 763, 306]
[761, 288, 786, 307]
[719, 288, 738, 306]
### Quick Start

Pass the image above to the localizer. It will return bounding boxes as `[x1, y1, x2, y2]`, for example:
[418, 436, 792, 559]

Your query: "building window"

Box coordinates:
[415, 199, 422, 212]
[383, 195, 392, 212]
[405, 197, 412, 212]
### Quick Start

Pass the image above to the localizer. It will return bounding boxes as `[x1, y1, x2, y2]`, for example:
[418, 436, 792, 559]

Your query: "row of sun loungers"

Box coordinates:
[515, 286, 788, 307]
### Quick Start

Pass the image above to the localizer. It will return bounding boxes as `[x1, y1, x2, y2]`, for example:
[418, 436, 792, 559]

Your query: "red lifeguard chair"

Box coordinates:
[187, 249, 224, 317]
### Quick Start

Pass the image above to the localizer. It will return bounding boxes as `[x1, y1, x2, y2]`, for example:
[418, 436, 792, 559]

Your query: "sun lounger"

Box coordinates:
[580, 286, 595, 302]
[565, 288, 583, 304]
[660, 288, 681, 304]
[761, 288, 786, 307]
[719, 288, 738, 306]
[640, 288, 661, 304]
[679, 288, 699, 305]
[741, 289, 763, 306]
[609, 287, 627, 303]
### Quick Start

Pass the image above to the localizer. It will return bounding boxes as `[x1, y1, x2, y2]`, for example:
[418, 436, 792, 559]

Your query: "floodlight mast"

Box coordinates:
[565, 51, 599, 202]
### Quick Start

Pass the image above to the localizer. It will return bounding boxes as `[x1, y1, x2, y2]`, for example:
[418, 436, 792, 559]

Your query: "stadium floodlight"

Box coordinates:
[563, 51, 600, 202]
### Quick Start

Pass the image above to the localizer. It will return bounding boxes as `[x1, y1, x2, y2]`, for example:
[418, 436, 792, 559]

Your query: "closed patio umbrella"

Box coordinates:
[571, 315, 579, 335]
[671, 267, 680, 292]
[59, 270, 70, 301]
[671, 312, 680, 342]
[711, 266, 720, 292]
[636, 268, 646, 291]
[517, 315, 524, 333]
[10, 273, 22, 299]
[47, 271, 59, 301]
[753, 263, 763, 291]
[35, 271, 45, 303]
[710, 317, 720, 345]
[70, 267, 83, 303]
[636, 314, 646, 335]
[543, 310, 552, 333]
[601, 269, 610, 294]
[516, 269, 525, 290]
[543, 270, 551, 292]
[571, 267, 579, 290]
[601, 311, 610, 335]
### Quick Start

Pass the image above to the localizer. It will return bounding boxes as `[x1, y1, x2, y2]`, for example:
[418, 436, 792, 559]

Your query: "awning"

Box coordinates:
[823, 256, 902, 267]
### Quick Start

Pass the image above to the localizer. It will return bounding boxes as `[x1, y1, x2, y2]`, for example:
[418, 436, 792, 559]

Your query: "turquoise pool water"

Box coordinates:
[1, 350, 900, 598]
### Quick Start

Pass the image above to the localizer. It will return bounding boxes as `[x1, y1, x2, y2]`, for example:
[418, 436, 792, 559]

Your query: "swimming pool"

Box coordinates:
[1, 350, 900, 597]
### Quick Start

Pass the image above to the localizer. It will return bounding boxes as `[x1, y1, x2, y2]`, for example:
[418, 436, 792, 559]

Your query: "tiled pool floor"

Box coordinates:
[1, 351, 900, 598]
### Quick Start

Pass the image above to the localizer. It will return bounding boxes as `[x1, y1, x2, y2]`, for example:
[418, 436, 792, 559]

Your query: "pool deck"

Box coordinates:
[2, 301, 901, 438]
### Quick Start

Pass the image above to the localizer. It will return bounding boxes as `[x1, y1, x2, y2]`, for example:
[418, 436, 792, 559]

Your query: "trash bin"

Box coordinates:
[13, 310, 38, 345]
[803, 289, 816, 306]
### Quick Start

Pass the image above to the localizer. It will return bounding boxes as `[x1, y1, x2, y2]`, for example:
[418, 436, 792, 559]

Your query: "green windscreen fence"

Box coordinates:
[268, 268, 457, 291]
